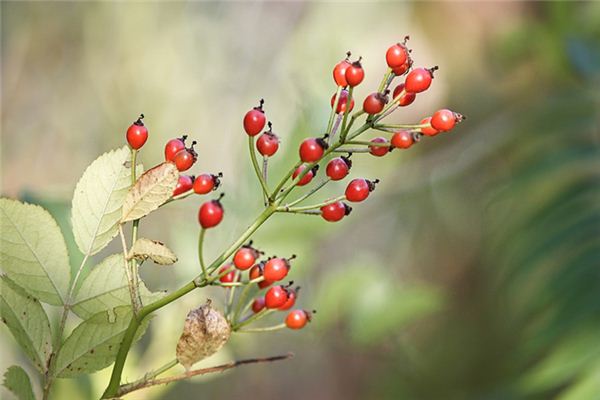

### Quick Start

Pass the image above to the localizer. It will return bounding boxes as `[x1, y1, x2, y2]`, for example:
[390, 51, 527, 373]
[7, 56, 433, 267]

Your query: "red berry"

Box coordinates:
[420, 117, 439, 136]
[285, 309, 312, 330]
[345, 59, 364, 87]
[369, 137, 390, 157]
[249, 263, 273, 289]
[164, 135, 187, 162]
[392, 83, 416, 107]
[173, 175, 194, 196]
[265, 285, 289, 309]
[251, 297, 266, 313]
[345, 178, 379, 202]
[233, 244, 260, 271]
[173, 141, 198, 172]
[198, 195, 224, 229]
[363, 92, 387, 115]
[333, 53, 351, 87]
[326, 156, 352, 181]
[193, 172, 222, 194]
[126, 114, 148, 150]
[386, 40, 409, 68]
[279, 286, 300, 311]
[293, 164, 318, 186]
[405, 66, 438, 93]
[243, 99, 266, 136]
[299, 137, 328, 162]
[392, 57, 413, 76]
[256, 130, 280, 157]
[320, 201, 351, 222]
[263, 256, 294, 282]
[218, 264, 238, 283]
[331, 89, 355, 114]
[391, 130, 415, 149]
[430, 109, 463, 132]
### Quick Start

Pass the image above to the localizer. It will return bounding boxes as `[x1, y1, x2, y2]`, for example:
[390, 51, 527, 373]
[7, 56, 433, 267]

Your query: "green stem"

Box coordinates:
[198, 228, 208, 280]
[232, 309, 274, 331]
[278, 195, 346, 213]
[326, 86, 343, 135]
[249, 136, 270, 203]
[232, 281, 254, 324]
[378, 68, 393, 93]
[269, 160, 302, 201]
[346, 140, 389, 147]
[236, 323, 287, 333]
[285, 178, 331, 208]
[340, 86, 354, 135]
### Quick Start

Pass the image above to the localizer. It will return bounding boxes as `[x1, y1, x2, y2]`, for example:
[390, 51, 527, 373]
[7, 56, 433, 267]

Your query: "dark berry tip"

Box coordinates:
[180, 134, 188, 142]
[288, 254, 297, 261]
[344, 203, 353, 215]
[134, 114, 145, 126]
[345, 51, 352, 59]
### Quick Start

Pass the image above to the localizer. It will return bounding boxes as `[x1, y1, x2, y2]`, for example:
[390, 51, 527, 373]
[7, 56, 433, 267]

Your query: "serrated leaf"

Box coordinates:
[71, 254, 163, 319]
[129, 238, 178, 265]
[53, 306, 149, 378]
[0, 277, 53, 374]
[0, 198, 70, 305]
[121, 162, 178, 223]
[71, 146, 139, 256]
[3, 366, 36, 400]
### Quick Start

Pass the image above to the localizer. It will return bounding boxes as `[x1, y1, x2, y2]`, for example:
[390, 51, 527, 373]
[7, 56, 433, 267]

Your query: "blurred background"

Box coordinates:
[2, 1, 600, 399]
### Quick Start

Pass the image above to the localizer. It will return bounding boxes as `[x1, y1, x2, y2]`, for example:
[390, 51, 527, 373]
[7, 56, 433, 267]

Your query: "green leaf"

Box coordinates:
[0, 198, 70, 305]
[129, 238, 178, 265]
[0, 277, 52, 373]
[71, 146, 137, 256]
[121, 162, 178, 223]
[53, 306, 149, 378]
[3, 366, 36, 400]
[71, 254, 163, 320]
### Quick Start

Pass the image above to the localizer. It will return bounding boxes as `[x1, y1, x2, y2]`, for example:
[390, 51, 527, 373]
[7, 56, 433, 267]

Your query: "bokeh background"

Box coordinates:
[2, 1, 600, 399]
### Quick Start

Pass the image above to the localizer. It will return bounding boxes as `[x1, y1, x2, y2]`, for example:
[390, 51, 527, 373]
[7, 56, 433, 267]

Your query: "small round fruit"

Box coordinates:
[164, 135, 187, 162]
[218, 264, 237, 283]
[173, 142, 198, 172]
[299, 137, 328, 162]
[256, 131, 280, 157]
[251, 297, 266, 313]
[430, 109, 463, 132]
[391, 130, 415, 149]
[198, 195, 224, 229]
[333, 52, 351, 87]
[404, 66, 438, 93]
[326, 156, 352, 181]
[392, 57, 413, 76]
[243, 99, 266, 136]
[363, 92, 387, 115]
[279, 287, 300, 311]
[265, 285, 289, 309]
[420, 117, 439, 136]
[331, 89, 355, 114]
[293, 164, 318, 186]
[126, 114, 148, 150]
[392, 83, 416, 107]
[320, 201, 351, 222]
[173, 175, 194, 196]
[249, 263, 273, 289]
[193, 172, 222, 194]
[263, 257, 293, 282]
[233, 245, 260, 271]
[345, 59, 364, 87]
[285, 309, 312, 330]
[386, 41, 409, 68]
[345, 178, 379, 202]
[369, 137, 390, 157]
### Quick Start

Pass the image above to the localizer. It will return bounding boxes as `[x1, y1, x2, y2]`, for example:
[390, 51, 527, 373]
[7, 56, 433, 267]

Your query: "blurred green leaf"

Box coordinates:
[2, 366, 36, 400]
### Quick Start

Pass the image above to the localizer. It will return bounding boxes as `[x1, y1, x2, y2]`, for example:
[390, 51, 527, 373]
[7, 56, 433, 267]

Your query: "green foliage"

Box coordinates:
[129, 238, 178, 265]
[0, 198, 70, 306]
[71, 254, 163, 319]
[53, 306, 149, 378]
[3, 366, 36, 400]
[71, 146, 137, 256]
[0, 276, 53, 374]
[120, 162, 178, 223]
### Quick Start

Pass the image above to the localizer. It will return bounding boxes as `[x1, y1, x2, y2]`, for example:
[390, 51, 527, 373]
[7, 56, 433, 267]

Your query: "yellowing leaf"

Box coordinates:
[121, 162, 178, 223]
[71, 146, 138, 256]
[0, 198, 70, 305]
[129, 238, 178, 265]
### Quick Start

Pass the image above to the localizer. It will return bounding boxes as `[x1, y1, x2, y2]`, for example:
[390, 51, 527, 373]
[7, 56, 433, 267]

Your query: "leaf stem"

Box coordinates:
[198, 228, 208, 280]
[277, 195, 346, 213]
[232, 309, 274, 331]
[249, 136, 270, 203]
[236, 323, 287, 333]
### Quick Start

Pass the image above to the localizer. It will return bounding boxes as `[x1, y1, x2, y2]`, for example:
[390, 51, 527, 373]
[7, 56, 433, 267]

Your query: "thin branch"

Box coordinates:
[119, 224, 140, 315]
[248, 136, 270, 202]
[198, 228, 208, 280]
[285, 178, 331, 208]
[116, 353, 294, 397]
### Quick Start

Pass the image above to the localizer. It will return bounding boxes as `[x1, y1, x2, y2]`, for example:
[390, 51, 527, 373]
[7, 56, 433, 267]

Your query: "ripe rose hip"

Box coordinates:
[386, 40, 409, 68]
[430, 109, 463, 132]
[320, 201, 351, 222]
[252, 297, 266, 313]
[326, 155, 352, 181]
[392, 57, 413, 76]
[299, 137, 328, 162]
[285, 309, 313, 330]
[164, 135, 187, 162]
[331, 89, 355, 114]
[233, 243, 260, 271]
[392, 83, 416, 107]
[345, 178, 379, 202]
[218, 264, 238, 283]
[193, 172, 222, 194]
[391, 130, 415, 149]
[345, 58, 364, 87]
[420, 117, 439, 136]
[256, 130, 280, 157]
[363, 92, 388, 115]
[173, 141, 198, 172]
[263, 256, 294, 282]
[333, 52, 351, 87]
[198, 195, 224, 229]
[404, 66, 438, 93]
[173, 175, 194, 196]
[126, 114, 148, 150]
[243, 99, 266, 136]
[369, 137, 390, 157]
[279, 286, 300, 310]
[293, 164, 318, 186]
[265, 285, 289, 309]
[249, 263, 273, 289]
